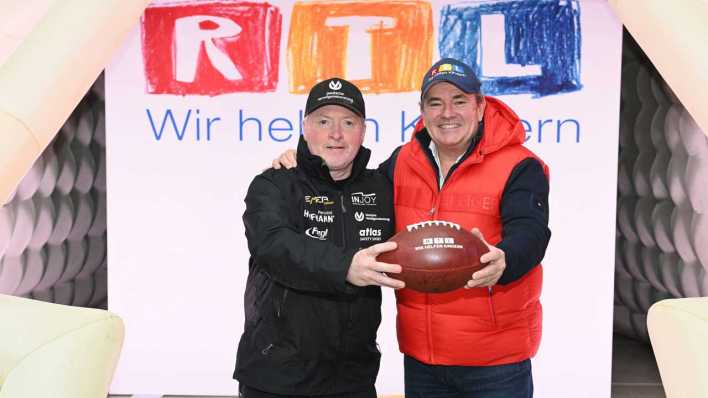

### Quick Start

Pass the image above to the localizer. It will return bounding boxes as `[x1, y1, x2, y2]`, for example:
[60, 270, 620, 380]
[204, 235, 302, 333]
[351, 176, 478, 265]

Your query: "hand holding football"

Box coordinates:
[376, 221, 489, 293]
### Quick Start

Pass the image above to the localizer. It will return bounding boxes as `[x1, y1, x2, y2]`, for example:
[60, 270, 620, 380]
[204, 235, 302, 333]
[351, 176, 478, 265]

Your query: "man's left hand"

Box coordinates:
[465, 228, 506, 288]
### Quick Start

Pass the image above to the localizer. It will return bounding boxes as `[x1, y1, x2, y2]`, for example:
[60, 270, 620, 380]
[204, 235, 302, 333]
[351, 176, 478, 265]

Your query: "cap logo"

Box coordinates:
[422, 60, 480, 97]
[328, 80, 342, 90]
[427, 63, 467, 81]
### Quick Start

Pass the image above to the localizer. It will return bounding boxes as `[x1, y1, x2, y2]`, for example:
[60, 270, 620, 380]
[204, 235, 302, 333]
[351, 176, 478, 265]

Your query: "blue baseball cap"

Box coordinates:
[420, 58, 481, 99]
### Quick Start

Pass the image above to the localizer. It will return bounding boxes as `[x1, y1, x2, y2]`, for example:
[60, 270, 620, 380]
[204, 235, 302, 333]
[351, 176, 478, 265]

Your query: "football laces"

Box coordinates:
[406, 220, 461, 232]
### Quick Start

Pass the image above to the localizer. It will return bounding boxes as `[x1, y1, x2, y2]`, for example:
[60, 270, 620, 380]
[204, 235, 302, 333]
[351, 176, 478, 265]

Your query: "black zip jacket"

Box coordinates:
[234, 136, 394, 396]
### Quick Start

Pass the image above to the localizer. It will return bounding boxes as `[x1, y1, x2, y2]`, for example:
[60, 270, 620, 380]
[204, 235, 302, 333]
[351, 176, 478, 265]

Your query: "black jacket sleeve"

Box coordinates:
[243, 171, 357, 295]
[496, 158, 551, 285]
[377, 146, 402, 184]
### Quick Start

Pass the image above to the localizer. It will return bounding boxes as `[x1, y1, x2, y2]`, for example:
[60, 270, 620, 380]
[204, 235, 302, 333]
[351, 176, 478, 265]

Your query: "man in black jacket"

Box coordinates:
[234, 78, 405, 398]
[271, 59, 550, 397]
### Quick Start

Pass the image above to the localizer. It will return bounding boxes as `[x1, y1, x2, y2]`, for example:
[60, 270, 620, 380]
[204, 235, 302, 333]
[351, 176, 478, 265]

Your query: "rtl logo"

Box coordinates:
[287, 1, 433, 93]
[439, 0, 582, 97]
[140, 0, 581, 98]
[141, 1, 282, 95]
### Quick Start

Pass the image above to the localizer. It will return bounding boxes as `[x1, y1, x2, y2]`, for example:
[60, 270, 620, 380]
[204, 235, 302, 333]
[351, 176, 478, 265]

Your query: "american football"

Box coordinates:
[377, 221, 489, 293]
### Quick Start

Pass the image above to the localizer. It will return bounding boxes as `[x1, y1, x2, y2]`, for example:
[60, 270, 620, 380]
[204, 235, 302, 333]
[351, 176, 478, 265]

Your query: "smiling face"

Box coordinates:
[420, 82, 486, 158]
[303, 104, 366, 181]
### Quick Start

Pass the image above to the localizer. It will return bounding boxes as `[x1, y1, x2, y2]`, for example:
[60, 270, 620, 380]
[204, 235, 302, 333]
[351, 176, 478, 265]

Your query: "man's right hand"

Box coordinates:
[272, 149, 297, 169]
[348, 242, 405, 289]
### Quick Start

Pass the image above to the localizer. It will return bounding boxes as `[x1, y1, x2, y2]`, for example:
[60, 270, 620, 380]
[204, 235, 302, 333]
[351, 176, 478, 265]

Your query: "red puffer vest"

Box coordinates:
[393, 97, 548, 366]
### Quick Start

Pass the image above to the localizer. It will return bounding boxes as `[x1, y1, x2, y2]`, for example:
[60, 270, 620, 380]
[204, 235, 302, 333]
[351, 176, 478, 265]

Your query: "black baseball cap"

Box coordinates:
[304, 78, 365, 118]
[421, 58, 481, 99]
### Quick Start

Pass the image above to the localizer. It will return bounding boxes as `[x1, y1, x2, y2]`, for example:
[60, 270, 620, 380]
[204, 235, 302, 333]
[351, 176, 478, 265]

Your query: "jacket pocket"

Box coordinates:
[261, 284, 289, 354]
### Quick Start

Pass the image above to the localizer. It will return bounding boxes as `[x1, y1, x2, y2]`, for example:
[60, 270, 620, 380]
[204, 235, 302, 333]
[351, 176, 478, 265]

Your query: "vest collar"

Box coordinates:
[411, 96, 525, 159]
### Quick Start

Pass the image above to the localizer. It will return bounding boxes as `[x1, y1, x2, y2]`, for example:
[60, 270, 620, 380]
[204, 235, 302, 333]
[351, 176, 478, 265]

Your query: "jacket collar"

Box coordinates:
[296, 135, 371, 184]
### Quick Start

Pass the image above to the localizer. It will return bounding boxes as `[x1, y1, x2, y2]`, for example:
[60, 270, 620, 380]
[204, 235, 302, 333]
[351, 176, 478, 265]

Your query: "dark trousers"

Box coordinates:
[404, 355, 533, 398]
[239, 384, 376, 398]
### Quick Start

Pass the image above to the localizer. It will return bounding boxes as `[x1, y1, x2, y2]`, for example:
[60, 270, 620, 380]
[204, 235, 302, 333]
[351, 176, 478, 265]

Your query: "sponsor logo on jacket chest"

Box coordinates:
[306, 226, 329, 240]
[351, 192, 376, 206]
[303, 209, 334, 223]
[354, 211, 390, 222]
[359, 227, 382, 241]
[305, 195, 334, 205]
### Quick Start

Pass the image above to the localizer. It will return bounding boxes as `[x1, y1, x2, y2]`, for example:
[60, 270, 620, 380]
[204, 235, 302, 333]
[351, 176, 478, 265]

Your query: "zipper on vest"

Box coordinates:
[487, 286, 497, 327]
[429, 195, 442, 220]
[426, 186, 443, 361]
[425, 293, 434, 363]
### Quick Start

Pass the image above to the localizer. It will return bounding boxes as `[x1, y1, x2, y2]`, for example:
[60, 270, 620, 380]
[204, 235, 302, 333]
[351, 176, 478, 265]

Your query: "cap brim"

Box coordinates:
[421, 78, 478, 99]
[305, 101, 364, 118]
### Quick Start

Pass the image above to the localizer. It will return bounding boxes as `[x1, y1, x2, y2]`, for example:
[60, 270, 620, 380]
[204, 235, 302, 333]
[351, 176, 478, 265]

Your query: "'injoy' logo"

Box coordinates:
[287, 1, 433, 94]
[142, 2, 282, 95]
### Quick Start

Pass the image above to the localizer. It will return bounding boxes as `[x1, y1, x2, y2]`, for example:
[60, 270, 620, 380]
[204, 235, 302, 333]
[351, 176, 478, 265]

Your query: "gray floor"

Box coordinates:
[109, 334, 666, 397]
[611, 333, 666, 398]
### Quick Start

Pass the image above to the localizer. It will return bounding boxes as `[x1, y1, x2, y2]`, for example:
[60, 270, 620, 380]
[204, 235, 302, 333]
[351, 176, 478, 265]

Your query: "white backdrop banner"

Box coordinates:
[106, 0, 622, 396]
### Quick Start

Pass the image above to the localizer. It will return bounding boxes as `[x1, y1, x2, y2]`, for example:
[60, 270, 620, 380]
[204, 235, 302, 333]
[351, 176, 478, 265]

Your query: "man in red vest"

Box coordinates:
[379, 58, 550, 397]
[273, 58, 550, 397]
